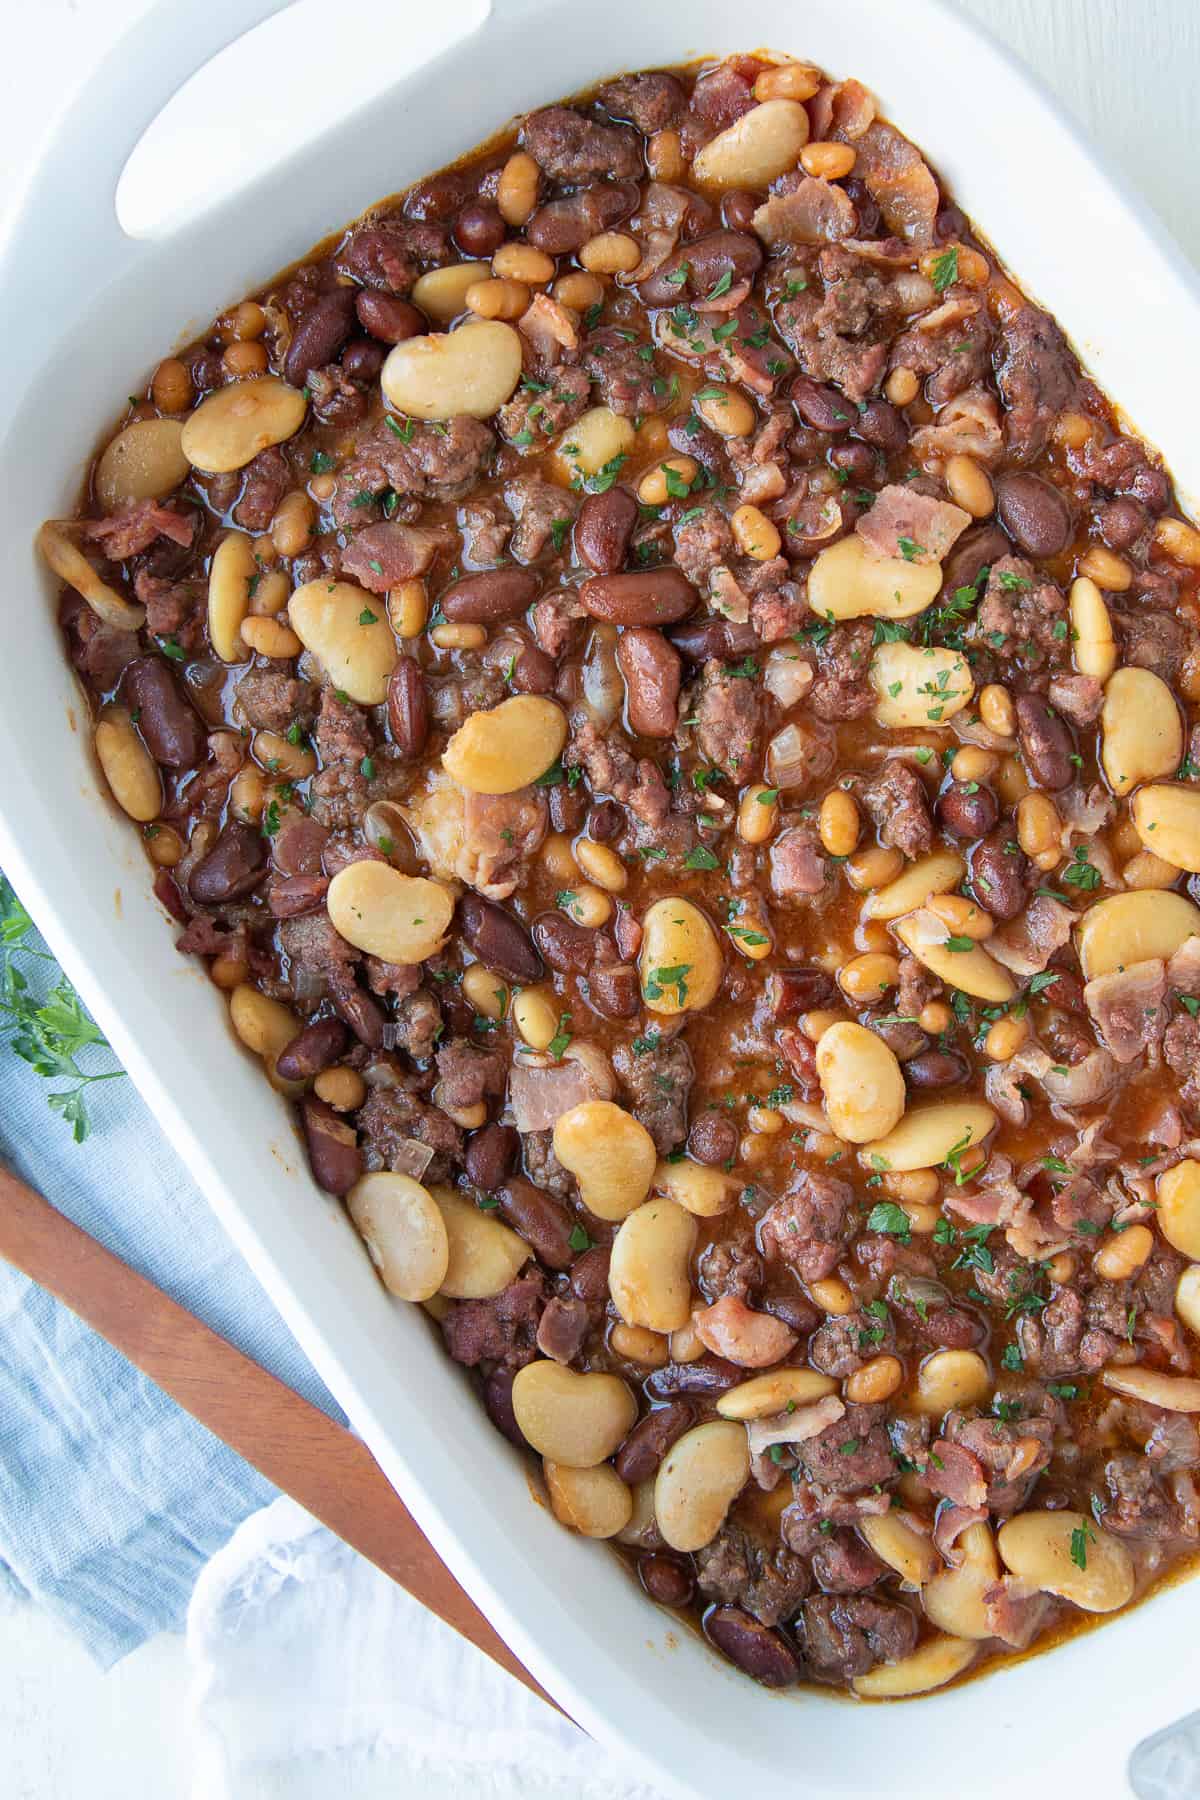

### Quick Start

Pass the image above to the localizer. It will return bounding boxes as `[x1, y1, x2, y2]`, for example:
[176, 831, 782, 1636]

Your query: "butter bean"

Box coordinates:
[553, 1099, 657, 1221]
[180, 377, 306, 473]
[511, 1360, 637, 1467]
[326, 863, 454, 964]
[609, 1198, 697, 1332]
[442, 694, 566, 794]
[346, 1171, 449, 1302]
[289, 579, 398, 704]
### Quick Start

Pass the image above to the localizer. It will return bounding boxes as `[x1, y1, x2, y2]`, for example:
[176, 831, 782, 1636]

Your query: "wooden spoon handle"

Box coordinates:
[0, 1163, 557, 1712]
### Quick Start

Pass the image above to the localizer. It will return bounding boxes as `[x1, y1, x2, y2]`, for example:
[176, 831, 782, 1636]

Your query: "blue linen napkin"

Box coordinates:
[0, 875, 340, 1666]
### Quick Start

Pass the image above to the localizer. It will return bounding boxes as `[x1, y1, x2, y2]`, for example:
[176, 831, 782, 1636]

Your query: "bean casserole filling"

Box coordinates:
[40, 54, 1200, 1698]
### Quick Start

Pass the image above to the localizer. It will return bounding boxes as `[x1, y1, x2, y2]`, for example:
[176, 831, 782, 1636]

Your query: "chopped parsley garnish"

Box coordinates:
[1070, 1522, 1095, 1571]
[548, 1013, 573, 1059]
[683, 846, 721, 871]
[568, 1224, 593, 1252]
[358, 608, 378, 625]
[644, 964, 691, 1005]
[896, 536, 925, 563]
[930, 247, 959, 292]
[866, 1201, 912, 1243]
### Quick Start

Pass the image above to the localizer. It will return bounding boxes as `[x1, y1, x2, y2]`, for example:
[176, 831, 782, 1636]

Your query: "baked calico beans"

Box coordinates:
[41, 51, 1200, 1697]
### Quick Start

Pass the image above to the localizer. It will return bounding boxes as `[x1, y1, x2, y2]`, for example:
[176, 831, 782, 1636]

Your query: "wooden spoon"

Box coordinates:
[0, 1163, 558, 1712]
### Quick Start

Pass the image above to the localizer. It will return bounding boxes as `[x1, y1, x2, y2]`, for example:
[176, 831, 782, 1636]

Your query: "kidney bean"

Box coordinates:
[842, 177, 877, 234]
[688, 1110, 738, 1166]
[453, 202, 507, 256]
[332, 983, 386, 1050]
[580, 569, 696, 626]
[667, 617, 759, 662]
[496, 1176, 575, 1270]
[705, 1608, 799, 1688]
[533, 911, 597, 974]
[639, 230, 762, 305]
[791, 375, 854, 433]
[639, 1554, 694, 1609]
[341, 338, 386, 383]
[123, 657, 206, 769]
[939, 523, 1009, 601]
[612, 904, 641, 961]
[829, 442, 876, 481]
[275, 1016, 348, 1083]
[588, 799, 622, 841]
[904, 1049, 971, 1089]
[189, 819, 268, 903]
[646, 1355, 741, 1399]
[465, 1121, 519, 1189]
[763, 1291, 819, 1334]
[720, 190, 757, 231]
[936, 203, 967, 241]
[616, 627, 682, 738]
[537, 1295, 590, 1363]
[1044, 967, 1086, 1012]
[968, 827, 1028, 921]
[386, 657, 430, 759]
[511, 644, 556, 694]
[854, 398, 908, 454]
[301, 1095, 362, 1196]
[996, 472, 1073, 558]
[614, 1402, 694, 1484]
[441, 568, 539, 624]
[153, 869, 188, 923]
[570, 1244, 612, 1303]
[587, 961, 640, 1018]
[483, 1368, 527, 1447]
[936, 779, 999, 840]
[767, 968, 840, 1019]
[1098, 497, 1146, 551]
[526, 182, 640, 254]
[575, 487, 638, 574]
[460, 894, 543, 983]
[548, 781, 587, 834]
[1016, 692, 1074, 790]
[354, 290, 425, 344]
[404, 171, 474, 220]
[283, 287, 357, 388]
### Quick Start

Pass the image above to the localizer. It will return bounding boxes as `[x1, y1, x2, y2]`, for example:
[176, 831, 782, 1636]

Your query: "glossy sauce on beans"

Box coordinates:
[44, 51, 1200, 1701]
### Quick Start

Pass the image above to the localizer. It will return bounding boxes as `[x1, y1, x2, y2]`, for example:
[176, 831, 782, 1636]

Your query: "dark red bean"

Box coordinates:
[496, 1177, 575, 1270]
[482, 1368, 526, 1447]
[579, 569, 696, 626]
[526, 183, 639, 254]
[587, 961, 640, 1018]
[791, 375, 854, 433]
[331, 983, 386, 1050]
[1098, 497, 1146, 551]
[275, 1016, 348, 1083]
[936, 780, 999, 840]
[341, 338, 386, 382]
[548, 781, 587, 833]
[720, 190, 757, 231]
[854, 398, 907, 454]
[904, 1049, 971, 1089]
[639, 1554, 694, 1608]
[570, 1244, 611, 1303]
[283, 288, 357, 388]
[763, 1290, 820, 1334]
[829, 442, 876, 480]
[123, 657, 206, 770]
[465, 1122, 519, 1189]
[938, 524, 1009, 601]
[354, 290, 425, 344]
[533, 911, 597, 974]
[153, 869, 188, 923]
[440, 568, 539, 624]
[189, 820, 268, 903]
[386, 656, 430, 759]
[1016, 692, 1074, 790]
[616, 627, 681, 737]
[968, 828, 1028, 921]
[705, 1608, 799, 1688]
[667, 617, 759, 662]
[301, 1095, 362, 1196]
[639, 230, 762, 305]
[537, 1294, 590, 1363]
[575, 487, 639, 574]
[614, 1402, 694, 1484]
[767, 968, 840, 1019]
[646, 1356, 741, 1399]
[996, 472, 1073, 558]
[688, 1111, 738, 1166]
[511, 644, 556, 694]
[453, 203, 507, 257]
[459, 894, 543, 983]
[404, 172, 474, 221]
[587, 800, 622, 841]
[612, 903, 641, 961]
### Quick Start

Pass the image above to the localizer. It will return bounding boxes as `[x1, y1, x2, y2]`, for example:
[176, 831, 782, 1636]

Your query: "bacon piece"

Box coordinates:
[833, 121, 938, 245]
[988, 895, 1075, 979]
[752, 179, 857, 246]
[925, 1440, 988, 1510]
[81, 501, 194, 559]
[1083, 958, 1168, 1064]
[855, 483, 970, 565]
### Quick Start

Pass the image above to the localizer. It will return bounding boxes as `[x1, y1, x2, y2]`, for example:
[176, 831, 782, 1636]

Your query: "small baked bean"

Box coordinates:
[465, 277, 531, 321]
[431, 621, 487, 650]
[884, 366, 919, 407]
[944, 454, 994, 518]
[539, 831, 578, 883]
[575, 838, 627, 892]
[914, 1348, 990, 1416]
[560, 882, 612, 928]
[271, 490, 316, 558]
[800, 140, 856, 180]
[729, 910, 772, 960]
[389, 579, 429, 640]
[511, 1360, 637, 1468]
[818, 788, 861, 857]
[646, 127, 685, 181]
[252, 729, 315, 782]
[1078, 544, 1132, 590]
[846, 843, 904, 892]
[753, 61, 821, 101]
[919, 1001, 953, 1034]
[884, 1169, 940, 1205]
[984, 1012, 1030, 1061]
[151, 357, 194, 413]
[1155, 515, 1200, 567]
[1054, 410, 1096, 450]
[1123, 849, 1180, 889]
[738, 783, 779, 844]
[638, 455, 699, 506]
[210, 955, 248, 990]
[926, 893, 994, 940]
[978, 683, 1015, 738]
[694, 384, 756, 438]
[846, 1354, 904, 1405]
[95, 709, 161, 822]
[949, 746, 997, 786]
[462, 964, 509, 1021]
[1016, 792, 1062, 862]
[730, 504, 781, 561]
[229, 983, 299, 1065]
[1047, 1252, 1076, 1285]
[497, 151, 540, 225]
[492, 242, 555, 285]
[1093, 1225, 1154, 1282]
[552, 270, 604, 311]
[144, 824, 183, 867]
[249, 570, 290, 617]
[810, 1276, 855, 1315]
[580, 232, 641, 275]
[315, 1065, 367, 1111]
[240, 615, 302, 658]
[803, 1010, 844, 1043]
[512, 985, 559, 1051]
[747, 1104, 785, 1135]
[609, 1323, 670, 1368]
[839, 952, 900, 1002]
[223, 339, 269, 377]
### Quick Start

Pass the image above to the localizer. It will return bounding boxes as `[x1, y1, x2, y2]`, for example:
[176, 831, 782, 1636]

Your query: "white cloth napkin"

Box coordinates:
[187, 1497, 670, 1800]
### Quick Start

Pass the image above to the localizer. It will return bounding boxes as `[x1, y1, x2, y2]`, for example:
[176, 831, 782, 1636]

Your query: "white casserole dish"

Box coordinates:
[2, 3, 1198, 1791]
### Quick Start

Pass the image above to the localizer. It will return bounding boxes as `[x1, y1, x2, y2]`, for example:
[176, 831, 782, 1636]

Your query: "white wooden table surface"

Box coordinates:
[2, 2, 1197, 1795]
